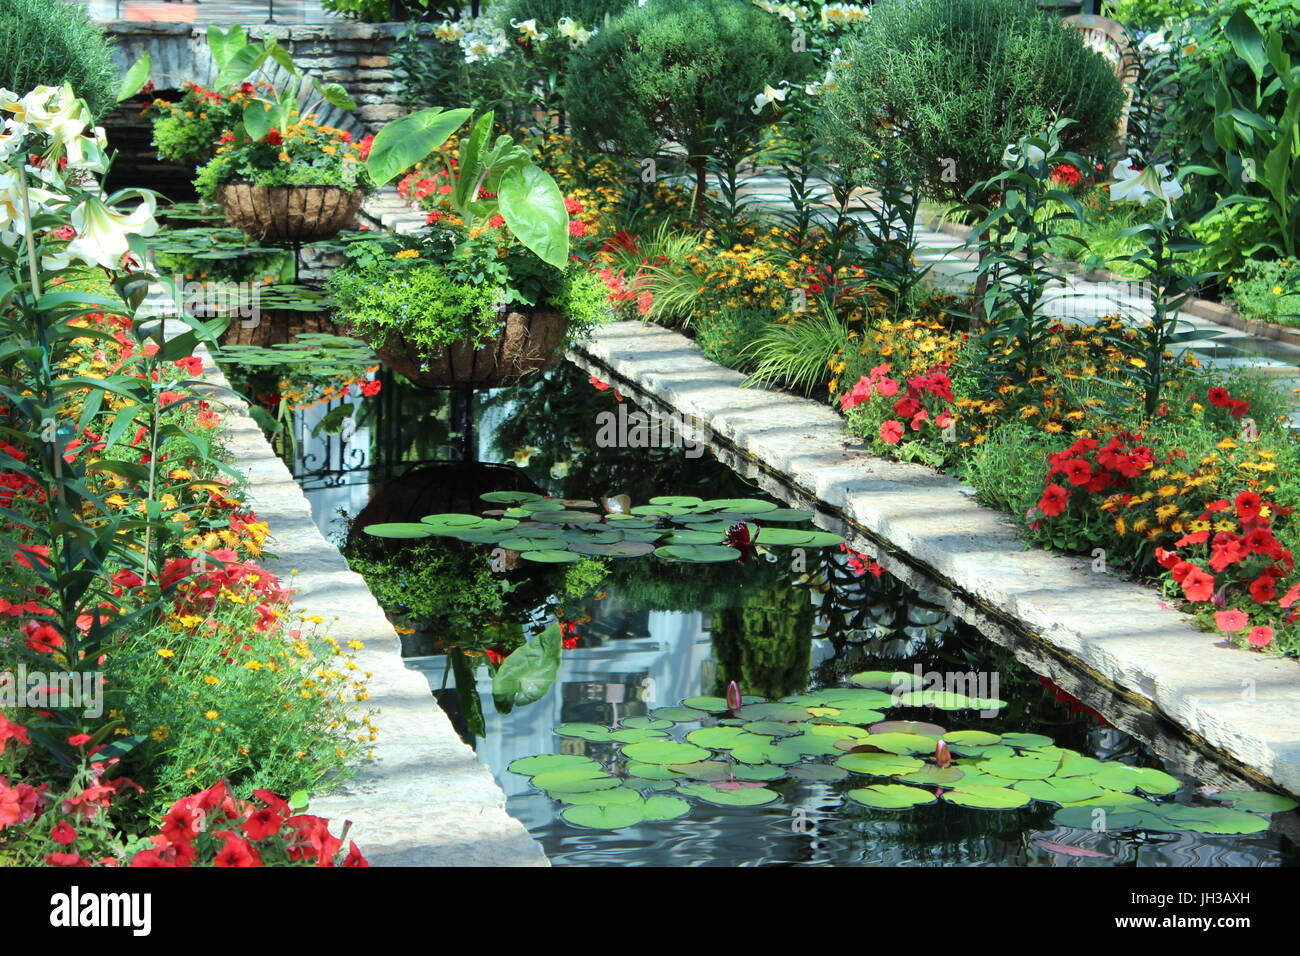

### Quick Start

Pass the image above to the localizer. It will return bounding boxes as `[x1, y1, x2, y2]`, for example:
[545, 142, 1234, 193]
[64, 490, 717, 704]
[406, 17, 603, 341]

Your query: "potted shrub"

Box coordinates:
[150, 81, 247, 168]
[327, 108, 612, 388]
[191, 27, 368, 243]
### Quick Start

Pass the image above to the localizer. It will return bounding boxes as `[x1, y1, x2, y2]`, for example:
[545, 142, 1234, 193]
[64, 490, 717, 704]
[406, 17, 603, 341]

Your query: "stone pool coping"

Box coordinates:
[569, 321, 1300, 799]
[152, 304, 547, 866]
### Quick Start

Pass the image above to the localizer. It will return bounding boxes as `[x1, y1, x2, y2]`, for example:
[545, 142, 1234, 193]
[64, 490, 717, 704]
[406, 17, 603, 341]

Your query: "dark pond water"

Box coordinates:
[287, 361, 1299, 868]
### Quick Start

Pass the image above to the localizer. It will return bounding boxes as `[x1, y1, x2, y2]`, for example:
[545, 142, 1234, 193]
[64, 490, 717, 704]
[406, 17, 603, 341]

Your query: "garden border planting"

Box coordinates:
[155, 301, 548, 868]
[568, 320, 1300, 799]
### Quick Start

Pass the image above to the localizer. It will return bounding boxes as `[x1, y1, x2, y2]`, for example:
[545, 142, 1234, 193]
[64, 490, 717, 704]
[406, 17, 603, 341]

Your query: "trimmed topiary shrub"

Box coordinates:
[819, 0, 1125, 202]
[0, 0, 119, 120]
[566, 0, 813, 216]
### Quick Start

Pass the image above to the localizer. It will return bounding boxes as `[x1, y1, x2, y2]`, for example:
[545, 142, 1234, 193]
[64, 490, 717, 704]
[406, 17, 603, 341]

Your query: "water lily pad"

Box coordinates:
[676, 782, 781, 806]
[836, 752, 925, 776]
[532, 510, 602, 523]
[665, 530, 726, 544]
[620, 716, 674, 731]
[847, 784, 938, 809]
[895, 690, 1006, 711]
[559, 786, 645, 806]
[508, 754, 600, 776]
[651, 706, 705, 722]
[654, 544, 740, 563]
[569, 540, 658, 558]
[941, 785, 1031, 809]
[752, 527, 816, 546]
[648, 495, 704, 508]
[686, 726, 764, 750]
[1157, 805, 1270, 834]
[607, 728, 671, 744]
[681, 696, 730, 713]
[1000, 732, 1054, 749]
[1059, 790, 1147, 808]
[1014, 778, 1106, 805]
[363, 522, 435, 538]
[697, 498, 779, 514]
[419, 513, 490, 528]
[976, 752, 1062, 780]
[561, 803, 645, 829]
[1208, 790, 1299, 813]
[668, 760, 787, 782]
[555, 723, 615, 741]
[481, 491, 545, 504]
[520, 549, 582, 563]
[532, 769, 622, 793]
[742, 720, 803, 737]
[754, 508, 815, 522]
[621, 741, 711, 764]
[818, 688, 896, 708]
[734, 702, 810, 722]
[498, 537, 567, 552]
[859, 732, 938, 755]
[641, 795, 691, 821]
[943, 730, 1002, 747]
[869, 720, 946, 737]
[896, 765, 967, 786]
[786, 763, 851, 782]
[1090, 765, 1179, 795]
[852, 671, 925, 690]
[624, 761, 685, 781]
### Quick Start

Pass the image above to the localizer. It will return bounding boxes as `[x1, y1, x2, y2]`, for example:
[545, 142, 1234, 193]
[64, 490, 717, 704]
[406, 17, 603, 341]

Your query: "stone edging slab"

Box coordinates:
[569, 321, 1300, 799]
[155, 306, 547, 866]
[923, 214, 1300, 350]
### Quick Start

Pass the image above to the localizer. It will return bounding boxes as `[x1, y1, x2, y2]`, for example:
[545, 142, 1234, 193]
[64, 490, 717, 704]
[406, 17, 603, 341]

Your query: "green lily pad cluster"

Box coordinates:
[364, 492, 846, 563]
[508, 677, 1298, 837]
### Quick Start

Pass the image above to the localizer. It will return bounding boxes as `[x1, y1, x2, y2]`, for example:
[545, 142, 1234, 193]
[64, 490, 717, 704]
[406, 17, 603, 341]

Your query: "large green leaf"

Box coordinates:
[117, 53, 152, 103]
[847, 784, 937, 809]
[498, 163, 570, 270]
[492, 623, 562, 710]
[366, 108, 473, 186]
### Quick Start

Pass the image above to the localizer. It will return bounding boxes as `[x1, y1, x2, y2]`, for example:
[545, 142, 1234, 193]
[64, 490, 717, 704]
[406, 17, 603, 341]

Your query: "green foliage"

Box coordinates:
[0, 0, 118, 120]
[1227, 258, 1300, 325]
[960, 423, 1055, 517]
[743, 306, 852, 398]
[321, 0, 434, 21]
[819, 0, 1125, 202]
[496, 0, 627, 26]
[549, 263, 617, 340]
[695, 307, 774, 371]
[347, 538, 505, 632]
[566, 0, 813, 214]
[326, 250, 505, 355]
[117, 610, 367, 812]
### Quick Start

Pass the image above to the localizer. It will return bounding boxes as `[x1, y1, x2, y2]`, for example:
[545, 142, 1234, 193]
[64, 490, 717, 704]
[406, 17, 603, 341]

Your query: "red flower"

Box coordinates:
[1248, 626, 1274, 648]
[341, 841, 369, 867]
[1249, 574, 1277, 604]
[66, 734, 91, 747]
[359, 379, 382, 397]
[1037, 483, 1069, 518]
[51, 821, 78, 846]
[44, 852, 87, 867]
[242, 807, 283, 842]
[879, 420, 903, 445]
[1214, 609, 1249, 633]
[1059, 458, 1092, 487]
[1207, 386, 1231, 408]
[568, 219, 588, 237]
[1181, 566, 1215, 602]
[0, 713, 30, 755]
[1234, 492, 1263, 522]
[213, 833, 262, 867]
[264, 129, 283, 146]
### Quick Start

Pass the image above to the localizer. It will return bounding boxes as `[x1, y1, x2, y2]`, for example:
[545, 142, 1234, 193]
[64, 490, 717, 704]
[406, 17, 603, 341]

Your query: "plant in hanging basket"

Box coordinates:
[191, 26, 370, 242]
[325, 107, 613, 387]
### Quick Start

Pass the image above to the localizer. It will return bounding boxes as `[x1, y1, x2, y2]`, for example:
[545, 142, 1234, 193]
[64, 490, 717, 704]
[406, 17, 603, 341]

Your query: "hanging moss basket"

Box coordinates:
[368, 306, 568, 390]
[217, 183, 365, 243]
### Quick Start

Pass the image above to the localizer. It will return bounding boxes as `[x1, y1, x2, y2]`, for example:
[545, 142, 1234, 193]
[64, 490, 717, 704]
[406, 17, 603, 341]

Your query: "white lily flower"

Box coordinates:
[0, 168, 66, 236]
[0, 117, 28, 162]
[433, 21, 466, 43]
[65, 194, 159, 272]
[1109, 158, 1184, 213]
[1001, 141, 1046, 168]
[511, 18, 548, 42]
[752, 84, 788, 114]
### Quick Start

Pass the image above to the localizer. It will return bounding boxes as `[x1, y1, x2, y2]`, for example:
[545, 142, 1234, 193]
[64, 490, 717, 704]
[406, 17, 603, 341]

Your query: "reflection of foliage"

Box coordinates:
[710, 586, 813, 700]
[610, 552, 790, 614]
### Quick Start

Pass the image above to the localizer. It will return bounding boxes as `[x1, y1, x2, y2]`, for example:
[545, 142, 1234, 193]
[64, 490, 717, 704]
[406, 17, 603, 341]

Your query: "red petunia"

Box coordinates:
[879, 420, 903, 445]
[1248, 626, 1273, 648]
[1059, 458, 1092, 487]
[1213, 609, 1249, 633]
[1181, 566, 1215, 602]
[242, 807, 283, 842]
[1249, 574, 1277, 604]
[1037, 483, 1069, 518]
[1234, 492, 1263, 522]
[1207, 386, 1231, 408]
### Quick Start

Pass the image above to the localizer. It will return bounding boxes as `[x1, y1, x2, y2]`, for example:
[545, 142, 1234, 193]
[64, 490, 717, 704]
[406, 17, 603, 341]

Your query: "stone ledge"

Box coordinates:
[570, 321, 1300, 799]
[148, 302, 547, 866]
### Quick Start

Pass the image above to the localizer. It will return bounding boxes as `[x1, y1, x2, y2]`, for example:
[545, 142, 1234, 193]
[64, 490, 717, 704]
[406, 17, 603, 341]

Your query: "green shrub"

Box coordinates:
[695, 307, 774, 371]
[328, 256, 505, 356]
[819, 0, 1125, 201]
[0, 0, 119, 120]
[566, 0, 812, 215]
[1226, 259, 1300, 326]
[959, 423, 1056, 519]
[496, 0, 628, 29]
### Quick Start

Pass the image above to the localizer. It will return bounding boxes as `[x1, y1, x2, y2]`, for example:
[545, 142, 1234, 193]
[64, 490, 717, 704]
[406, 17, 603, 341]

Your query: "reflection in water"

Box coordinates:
[293, 363, 1297, 867]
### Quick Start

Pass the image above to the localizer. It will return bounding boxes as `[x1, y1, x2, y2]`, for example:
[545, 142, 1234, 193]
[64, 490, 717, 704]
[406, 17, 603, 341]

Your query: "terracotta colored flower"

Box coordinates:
[1213, 609, 1249, 633]
[1247, 626, 1273, 648]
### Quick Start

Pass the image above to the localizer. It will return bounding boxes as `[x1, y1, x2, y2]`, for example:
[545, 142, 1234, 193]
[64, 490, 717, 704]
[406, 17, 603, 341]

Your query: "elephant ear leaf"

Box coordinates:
[492, 623, 563, 711]
[365, 107, 473, 186]
[498, 163, 570, 270]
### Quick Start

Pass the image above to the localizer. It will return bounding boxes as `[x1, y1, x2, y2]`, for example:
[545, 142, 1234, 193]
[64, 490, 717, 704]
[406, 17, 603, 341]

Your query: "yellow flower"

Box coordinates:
[394, 249, 420, 259]
[204, 710, 218, 720]
[156, 648, 175, 659]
